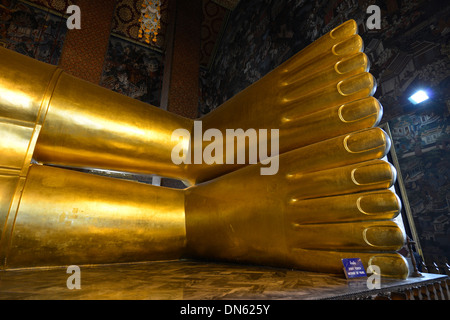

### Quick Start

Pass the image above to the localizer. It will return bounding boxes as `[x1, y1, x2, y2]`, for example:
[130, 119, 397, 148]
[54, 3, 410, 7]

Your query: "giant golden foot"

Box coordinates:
[0, 20, 409, 278]
[2, 128, 408, 278]
[185, 127, 408, 278]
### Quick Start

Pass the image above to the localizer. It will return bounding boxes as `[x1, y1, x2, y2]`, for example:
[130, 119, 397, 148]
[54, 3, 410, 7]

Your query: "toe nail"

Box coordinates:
[332, 35, 363, 56]
[330, 20, 358, 39]
[344, 127, 390, 155]
[351, 161, 396, 186]
[335, 52, 368, 74]
[338, 97, 382, 123]
[357, 191, 401, 216]
[368, 254, 409, 279]
[363, 224, 405, 249]
[337, 72, 375, 96]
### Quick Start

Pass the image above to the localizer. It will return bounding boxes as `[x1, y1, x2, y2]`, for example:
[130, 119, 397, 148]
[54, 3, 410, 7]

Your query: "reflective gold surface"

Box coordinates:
[185, 151, 407, 277]
[6, 165, 185, 268]
[0, 47, 63, 267]
[0, 20, 409, 279]
[34, 72, 193, 183]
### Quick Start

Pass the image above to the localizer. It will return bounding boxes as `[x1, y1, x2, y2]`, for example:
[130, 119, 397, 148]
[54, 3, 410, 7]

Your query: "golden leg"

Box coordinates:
[2, 165, 185, 269]
[0, 45, 193, 184]
[33, 71, 193, 182]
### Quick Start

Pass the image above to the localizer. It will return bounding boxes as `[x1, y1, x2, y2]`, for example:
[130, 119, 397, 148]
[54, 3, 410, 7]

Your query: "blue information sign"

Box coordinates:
[342, 258, 367, 279]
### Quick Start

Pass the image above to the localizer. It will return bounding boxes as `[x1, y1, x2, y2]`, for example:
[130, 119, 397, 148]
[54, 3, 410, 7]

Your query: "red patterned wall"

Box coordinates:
[58, 0, 116, 84]
[167, 0, 202, 119]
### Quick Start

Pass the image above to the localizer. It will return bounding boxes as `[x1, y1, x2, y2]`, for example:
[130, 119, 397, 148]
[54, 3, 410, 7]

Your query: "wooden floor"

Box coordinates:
[0, 260, 448, 300]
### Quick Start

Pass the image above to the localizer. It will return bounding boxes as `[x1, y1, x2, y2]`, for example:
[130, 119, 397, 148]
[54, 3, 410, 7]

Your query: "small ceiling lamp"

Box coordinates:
[138, 0, 161, 44]
[408, 90, 430, 105]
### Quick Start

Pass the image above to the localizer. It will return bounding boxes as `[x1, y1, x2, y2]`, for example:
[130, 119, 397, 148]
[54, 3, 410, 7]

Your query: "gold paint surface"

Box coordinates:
[34, 72, 192, 182]
[0, 20, 409, 278]
[7, 165, 186, 268]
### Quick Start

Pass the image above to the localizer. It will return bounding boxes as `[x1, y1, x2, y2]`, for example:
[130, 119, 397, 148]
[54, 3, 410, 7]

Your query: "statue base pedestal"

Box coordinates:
[0, 260, 448, 300]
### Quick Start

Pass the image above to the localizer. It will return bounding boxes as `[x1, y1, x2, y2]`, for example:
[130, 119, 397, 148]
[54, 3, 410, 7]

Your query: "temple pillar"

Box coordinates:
[58, 0, 116, 84]
[163, 0, 202, 119]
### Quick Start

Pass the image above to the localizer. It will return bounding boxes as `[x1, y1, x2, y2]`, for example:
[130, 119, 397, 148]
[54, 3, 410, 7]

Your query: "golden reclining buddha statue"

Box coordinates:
[0, 20, 409, 279]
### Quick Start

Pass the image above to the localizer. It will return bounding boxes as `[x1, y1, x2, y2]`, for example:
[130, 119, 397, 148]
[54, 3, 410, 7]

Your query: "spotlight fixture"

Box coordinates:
[408, 90, 429, 105]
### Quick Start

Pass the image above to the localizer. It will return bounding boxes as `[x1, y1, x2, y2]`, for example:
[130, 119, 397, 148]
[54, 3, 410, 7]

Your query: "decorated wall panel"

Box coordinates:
[101, 0, 167, 106]
[100, 35, 164, 107]
[25, 0, 73, 13]
[389, 104, 450, 268]
[0, 0, 68, 64]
